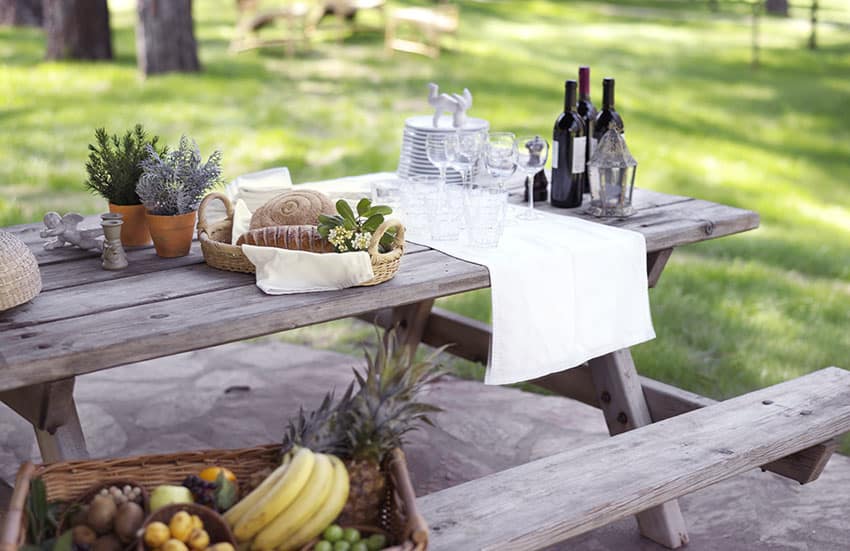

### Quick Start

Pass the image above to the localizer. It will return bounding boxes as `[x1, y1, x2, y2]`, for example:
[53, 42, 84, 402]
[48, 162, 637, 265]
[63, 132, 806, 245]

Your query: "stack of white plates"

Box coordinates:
[397, 115, 490, 184]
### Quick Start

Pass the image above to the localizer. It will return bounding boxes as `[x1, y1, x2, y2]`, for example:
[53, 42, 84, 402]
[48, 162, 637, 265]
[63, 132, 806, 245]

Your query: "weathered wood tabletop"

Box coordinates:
[0, 185, 757, 392]
[0, 179, 759, 548]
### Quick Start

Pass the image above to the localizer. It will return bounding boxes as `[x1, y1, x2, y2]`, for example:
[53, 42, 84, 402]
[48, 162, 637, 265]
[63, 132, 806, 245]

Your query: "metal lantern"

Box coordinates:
[587, 126, 637, 217]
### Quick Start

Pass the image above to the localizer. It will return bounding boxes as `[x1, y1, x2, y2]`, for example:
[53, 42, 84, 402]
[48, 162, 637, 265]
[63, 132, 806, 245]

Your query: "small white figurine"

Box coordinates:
[41, 212, 103, 251]
[427, 83, 473, 128]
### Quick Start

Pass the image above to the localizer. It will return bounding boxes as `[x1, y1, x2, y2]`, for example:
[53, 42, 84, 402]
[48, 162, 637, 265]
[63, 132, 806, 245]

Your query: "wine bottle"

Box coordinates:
[550, 80, 586, 208]
[593, 77, 624, 146]
[577, 67, 597, 194]
[524, 170, 548, 203]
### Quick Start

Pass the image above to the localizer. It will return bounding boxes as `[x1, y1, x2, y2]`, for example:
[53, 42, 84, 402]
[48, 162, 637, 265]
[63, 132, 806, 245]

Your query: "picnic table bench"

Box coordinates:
[2, 176, 848, 549]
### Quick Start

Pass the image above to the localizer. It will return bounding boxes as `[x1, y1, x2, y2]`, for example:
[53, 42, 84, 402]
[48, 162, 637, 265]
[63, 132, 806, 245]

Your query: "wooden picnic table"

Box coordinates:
[0, 179, 760, 548]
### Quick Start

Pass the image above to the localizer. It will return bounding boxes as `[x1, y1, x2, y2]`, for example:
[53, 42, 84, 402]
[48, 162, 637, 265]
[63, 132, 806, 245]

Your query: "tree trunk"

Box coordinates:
[0, 0, 43, 27]
[136, 0, 200, 76]
[765, 0, 789, 16]
[44, 0, 112, 60]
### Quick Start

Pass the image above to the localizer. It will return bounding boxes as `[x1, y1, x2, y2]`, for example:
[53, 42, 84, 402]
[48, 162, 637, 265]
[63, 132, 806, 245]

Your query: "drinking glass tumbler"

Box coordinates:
[463, 186, 509, 248]
[428, 177, 464, 241]
[400, 176, 438, 240]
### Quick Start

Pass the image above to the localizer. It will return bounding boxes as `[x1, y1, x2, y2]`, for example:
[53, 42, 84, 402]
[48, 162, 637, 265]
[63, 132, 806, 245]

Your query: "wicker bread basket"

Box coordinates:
[197, 193, 405, 286]
[0, 230, 42, 312]
[0, 446, 427, 551]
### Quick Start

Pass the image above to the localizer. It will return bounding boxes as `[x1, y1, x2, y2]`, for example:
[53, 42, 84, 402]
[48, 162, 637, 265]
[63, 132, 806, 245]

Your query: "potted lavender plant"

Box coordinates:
[137, 136, 222, 258]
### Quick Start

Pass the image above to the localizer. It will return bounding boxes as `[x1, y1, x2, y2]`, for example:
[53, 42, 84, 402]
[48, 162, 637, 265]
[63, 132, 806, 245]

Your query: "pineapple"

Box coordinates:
[281, 327, 444, 526]
[339, 329, 444, 524]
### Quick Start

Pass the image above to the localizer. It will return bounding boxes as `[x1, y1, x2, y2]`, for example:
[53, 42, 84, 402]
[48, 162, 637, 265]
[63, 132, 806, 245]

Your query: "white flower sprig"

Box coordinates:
[318, 198, 396, 254]
[352, 231, 372, 251]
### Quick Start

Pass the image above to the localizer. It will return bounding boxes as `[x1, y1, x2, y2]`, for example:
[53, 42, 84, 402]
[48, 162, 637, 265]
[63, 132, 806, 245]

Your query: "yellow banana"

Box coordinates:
[251, 453, 335, 551]
[233, 447, 316, 542]
[224, 453, 292, 528]
[278, 455, 350, 551]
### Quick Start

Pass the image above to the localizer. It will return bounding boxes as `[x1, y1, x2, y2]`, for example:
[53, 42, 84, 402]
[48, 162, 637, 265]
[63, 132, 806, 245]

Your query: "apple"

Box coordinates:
[149, 485, 194, 513]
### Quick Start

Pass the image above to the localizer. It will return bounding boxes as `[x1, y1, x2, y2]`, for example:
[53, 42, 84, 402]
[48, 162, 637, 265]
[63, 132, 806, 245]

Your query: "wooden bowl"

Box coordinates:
[138, 504, 236, 551]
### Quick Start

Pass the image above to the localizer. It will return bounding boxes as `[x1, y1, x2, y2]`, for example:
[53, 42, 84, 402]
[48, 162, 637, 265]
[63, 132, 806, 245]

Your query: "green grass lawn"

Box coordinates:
[2, 2, 850, 447]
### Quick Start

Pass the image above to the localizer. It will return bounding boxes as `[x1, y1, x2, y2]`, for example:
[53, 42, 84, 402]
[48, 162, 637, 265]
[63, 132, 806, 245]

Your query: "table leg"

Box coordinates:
[588, 349, 689, 548]
[391, 299, 436, 351]
[0, 378, 89, 463]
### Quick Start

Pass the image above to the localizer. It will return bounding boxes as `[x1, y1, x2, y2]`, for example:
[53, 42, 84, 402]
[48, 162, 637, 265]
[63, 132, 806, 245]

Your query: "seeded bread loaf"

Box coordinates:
[236, 225, 335, 253]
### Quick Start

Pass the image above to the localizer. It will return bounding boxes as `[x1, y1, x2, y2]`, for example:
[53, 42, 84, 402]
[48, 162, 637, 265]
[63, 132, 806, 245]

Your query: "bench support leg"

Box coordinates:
[588, 349, 690, 548]
[0, 378, 89, 463]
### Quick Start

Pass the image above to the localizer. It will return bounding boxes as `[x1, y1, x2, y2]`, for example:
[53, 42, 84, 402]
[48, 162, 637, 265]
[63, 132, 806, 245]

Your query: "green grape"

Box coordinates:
[350, 543, 368, 551]
[366, 534, 387, 551]
[333, 542, 351, 551]
[323, 525, 344, 543]
[315, 542, 333, 551]
[342, 528, 361, 543]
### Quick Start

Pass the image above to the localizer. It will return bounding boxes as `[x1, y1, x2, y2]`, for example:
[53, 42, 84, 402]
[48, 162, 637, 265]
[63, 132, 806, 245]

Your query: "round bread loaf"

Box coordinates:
[249, 189, 335, 230]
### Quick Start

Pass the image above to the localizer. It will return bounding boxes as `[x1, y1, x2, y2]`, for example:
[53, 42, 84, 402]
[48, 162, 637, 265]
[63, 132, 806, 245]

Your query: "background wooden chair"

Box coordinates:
[384, 1, 459, 58]
[230, 0, 324, 57]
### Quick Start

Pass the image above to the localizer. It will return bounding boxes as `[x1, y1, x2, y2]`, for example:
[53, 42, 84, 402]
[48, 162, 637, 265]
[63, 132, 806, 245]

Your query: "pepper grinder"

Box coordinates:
[101, 219, 129, 270]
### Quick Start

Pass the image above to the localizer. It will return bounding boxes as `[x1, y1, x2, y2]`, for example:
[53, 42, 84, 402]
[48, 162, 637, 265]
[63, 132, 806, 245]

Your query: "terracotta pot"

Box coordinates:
[109, 203, 152, 247]
[145, 211, 197, 258]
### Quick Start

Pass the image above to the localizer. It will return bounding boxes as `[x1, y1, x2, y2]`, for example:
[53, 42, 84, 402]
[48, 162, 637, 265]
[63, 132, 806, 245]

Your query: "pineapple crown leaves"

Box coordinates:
[137, 135, 222, 216]
[84, 124, 166, 206]
[279, 325, 446, 463]
[343, 327, 446, 461]
[281, 382, 355, 457]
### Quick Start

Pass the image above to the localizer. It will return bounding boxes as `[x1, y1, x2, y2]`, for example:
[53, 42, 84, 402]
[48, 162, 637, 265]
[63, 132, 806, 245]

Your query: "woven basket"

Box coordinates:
[197, 193, 255, 274]
[197, 193, 405, 286]
[0, 230, 42, 312]
[0, 446, 427, 551]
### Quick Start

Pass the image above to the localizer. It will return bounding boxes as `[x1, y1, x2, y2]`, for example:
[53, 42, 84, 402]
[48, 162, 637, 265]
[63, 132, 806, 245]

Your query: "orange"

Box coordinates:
[198, 466, 237, 484]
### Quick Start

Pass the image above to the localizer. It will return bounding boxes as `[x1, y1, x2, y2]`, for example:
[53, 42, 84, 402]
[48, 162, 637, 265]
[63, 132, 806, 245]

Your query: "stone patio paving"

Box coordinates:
[2, 340, 848, 550]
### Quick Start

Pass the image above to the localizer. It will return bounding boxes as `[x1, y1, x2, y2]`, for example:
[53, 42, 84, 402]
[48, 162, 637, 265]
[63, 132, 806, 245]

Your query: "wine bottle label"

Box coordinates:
[572, 137, 586, 174]
[552, 140, 559, 169]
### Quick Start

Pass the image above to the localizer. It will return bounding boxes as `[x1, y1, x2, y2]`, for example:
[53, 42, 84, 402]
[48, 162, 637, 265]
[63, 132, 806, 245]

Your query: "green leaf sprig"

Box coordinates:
[317, 198, 396, 253]
[24, 477, 62, 550]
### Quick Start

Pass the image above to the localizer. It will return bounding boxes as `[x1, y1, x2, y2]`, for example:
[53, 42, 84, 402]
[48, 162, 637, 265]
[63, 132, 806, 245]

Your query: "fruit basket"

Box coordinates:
[197, 193, 406, 286]
[0, 446, 427, 551]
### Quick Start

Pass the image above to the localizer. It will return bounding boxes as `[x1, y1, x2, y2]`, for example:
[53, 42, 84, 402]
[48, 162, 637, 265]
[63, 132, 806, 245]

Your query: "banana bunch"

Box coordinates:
[224, 448, 350, 551]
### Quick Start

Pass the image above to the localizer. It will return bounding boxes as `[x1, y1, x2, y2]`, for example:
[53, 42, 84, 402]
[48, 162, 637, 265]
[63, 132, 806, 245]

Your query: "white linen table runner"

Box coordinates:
[412, 205, 656, 385]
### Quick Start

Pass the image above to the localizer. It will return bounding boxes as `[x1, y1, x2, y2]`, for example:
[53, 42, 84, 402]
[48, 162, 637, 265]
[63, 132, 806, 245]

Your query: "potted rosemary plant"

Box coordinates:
[137, 136, 222, 258]
[85, 124, 165, 247]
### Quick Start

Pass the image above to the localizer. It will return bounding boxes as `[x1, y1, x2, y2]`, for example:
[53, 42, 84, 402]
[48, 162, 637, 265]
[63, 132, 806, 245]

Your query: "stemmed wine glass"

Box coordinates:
[485, 132, 518, 190]
[516, 135, 549, 221]
[447, 130, 485, 186]
[426, 134, 454, 186]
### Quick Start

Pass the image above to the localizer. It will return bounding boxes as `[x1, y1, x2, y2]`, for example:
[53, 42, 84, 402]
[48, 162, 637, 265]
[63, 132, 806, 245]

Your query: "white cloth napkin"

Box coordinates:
[417, 205, 656, 385]
[231, 199, 253, 245]
[241, 245, 374, 295]
[230, 167, 293, 212]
